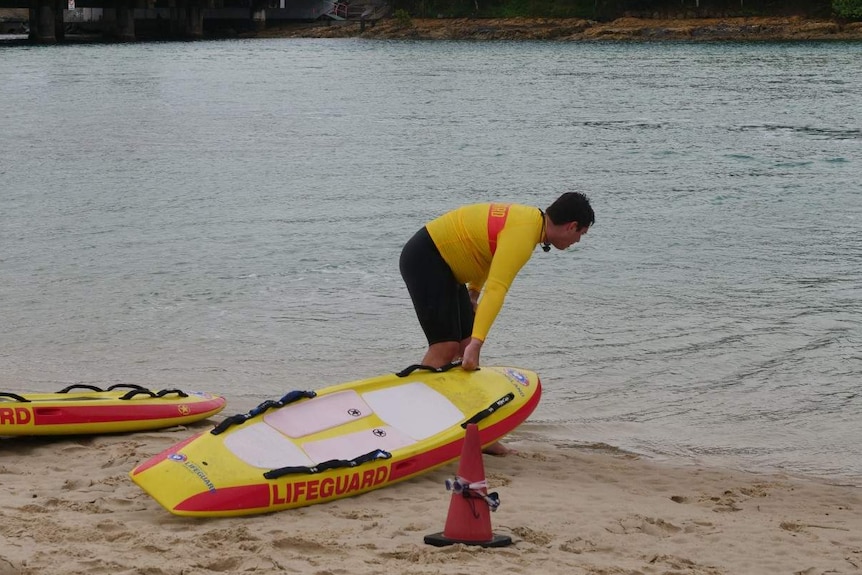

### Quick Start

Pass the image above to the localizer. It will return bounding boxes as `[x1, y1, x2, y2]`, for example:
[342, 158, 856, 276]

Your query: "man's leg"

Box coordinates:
[401, 227, 470, 367]
[421, 341, 461, 368]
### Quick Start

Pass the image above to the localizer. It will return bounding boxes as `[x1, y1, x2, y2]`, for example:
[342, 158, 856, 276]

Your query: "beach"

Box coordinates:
[2, 420, 860, 575]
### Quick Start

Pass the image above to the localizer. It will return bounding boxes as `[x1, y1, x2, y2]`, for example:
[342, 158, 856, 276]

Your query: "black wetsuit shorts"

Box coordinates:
[399, 227, 474, 345]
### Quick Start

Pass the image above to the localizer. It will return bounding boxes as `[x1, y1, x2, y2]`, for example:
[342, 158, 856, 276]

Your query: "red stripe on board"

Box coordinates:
[32, 396, 225, 426]
[175, 484, 272, 513]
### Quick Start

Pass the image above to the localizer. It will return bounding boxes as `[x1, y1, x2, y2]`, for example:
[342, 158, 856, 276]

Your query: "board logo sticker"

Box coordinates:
[347, 408, 362, 417]
[178, 405, 191, 416]
[168, 453, 187, 462]
[180, 460, 216, 492]
[504, 368, 529, 386]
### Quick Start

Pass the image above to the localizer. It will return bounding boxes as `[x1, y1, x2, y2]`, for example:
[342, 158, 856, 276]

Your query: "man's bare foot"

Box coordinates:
[482, 441, 517, 456]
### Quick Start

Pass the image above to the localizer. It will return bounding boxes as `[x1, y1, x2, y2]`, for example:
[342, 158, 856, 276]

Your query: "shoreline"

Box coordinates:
[250, 16, 862, 42]
[2, 421, 861, 574]
[4, 14, 862, 42]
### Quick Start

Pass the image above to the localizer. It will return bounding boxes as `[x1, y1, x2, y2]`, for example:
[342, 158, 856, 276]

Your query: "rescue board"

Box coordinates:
[0, 384, 226, 436]
[130, 364, 541, 517]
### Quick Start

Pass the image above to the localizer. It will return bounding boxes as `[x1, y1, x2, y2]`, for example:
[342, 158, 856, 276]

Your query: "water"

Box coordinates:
[1, 39, 860, 484]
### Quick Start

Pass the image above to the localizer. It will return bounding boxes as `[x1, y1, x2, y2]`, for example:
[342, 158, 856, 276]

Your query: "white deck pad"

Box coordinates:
[223, 422, 315, 469]
[301, 425, 416, 463]
[264, 390, 373, 438]
[361, 382, 465, 441]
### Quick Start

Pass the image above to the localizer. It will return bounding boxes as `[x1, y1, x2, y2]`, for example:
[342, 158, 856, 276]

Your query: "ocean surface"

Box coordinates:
[1, 38, 860, 484]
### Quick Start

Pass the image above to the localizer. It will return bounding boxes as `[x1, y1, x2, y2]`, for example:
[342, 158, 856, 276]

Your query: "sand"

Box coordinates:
[1, 419, 860, 575]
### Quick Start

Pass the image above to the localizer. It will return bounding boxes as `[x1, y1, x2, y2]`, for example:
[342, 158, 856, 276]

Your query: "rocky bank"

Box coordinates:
[253, 16, 862, 41]
[3, 8, 862, 41]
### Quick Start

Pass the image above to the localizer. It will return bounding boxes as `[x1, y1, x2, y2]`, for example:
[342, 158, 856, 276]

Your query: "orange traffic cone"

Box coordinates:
[424, 423, 512, 547]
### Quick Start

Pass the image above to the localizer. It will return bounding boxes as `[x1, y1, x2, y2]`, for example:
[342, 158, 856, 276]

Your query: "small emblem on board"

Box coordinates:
[503, 368, 529, 386]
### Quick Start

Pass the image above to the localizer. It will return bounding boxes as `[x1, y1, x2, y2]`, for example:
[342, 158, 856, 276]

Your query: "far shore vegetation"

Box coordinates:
[389, 0, 862, 21]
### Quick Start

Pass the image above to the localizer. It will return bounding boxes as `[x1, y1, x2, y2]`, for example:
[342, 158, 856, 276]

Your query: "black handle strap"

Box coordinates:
[211, 390, 317, 435]
[1, 386, 192, 403]
[118, 388, 190, 401]
[461, 393, 515, 428]
[263, 449, 392, 480]
[57, 384, 107, 393]
[106, 384, 151, 392]
[57, 384, 150, 394]
[396, 360, 465, 378]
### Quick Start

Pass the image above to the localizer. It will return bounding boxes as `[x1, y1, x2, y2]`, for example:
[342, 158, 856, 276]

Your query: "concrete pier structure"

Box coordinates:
[5, 0, 386, 42]
[28, 0, 59, 42]
[102, 0, 136, 40]
[169, 0, 204, 38]
[250, 0, 264, 30]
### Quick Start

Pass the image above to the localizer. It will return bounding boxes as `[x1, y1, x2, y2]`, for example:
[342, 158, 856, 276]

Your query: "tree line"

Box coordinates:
[389, 0, 862, 20]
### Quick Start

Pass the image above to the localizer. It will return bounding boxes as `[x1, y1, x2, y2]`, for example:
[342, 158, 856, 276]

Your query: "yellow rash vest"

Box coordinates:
[426, 203, 543, 341]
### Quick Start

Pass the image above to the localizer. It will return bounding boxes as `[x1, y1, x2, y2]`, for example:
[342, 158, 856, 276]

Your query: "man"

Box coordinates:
[399, 191, 595, 453]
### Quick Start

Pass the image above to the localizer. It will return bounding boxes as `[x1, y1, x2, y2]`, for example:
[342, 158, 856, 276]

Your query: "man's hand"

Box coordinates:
[461, 338, 483, 371]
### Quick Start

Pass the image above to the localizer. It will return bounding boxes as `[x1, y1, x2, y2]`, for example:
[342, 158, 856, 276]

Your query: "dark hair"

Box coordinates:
[546, 192, 595, 230]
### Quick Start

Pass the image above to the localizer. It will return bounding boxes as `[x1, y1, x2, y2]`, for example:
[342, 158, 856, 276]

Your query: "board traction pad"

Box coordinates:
[225, 382, 465, 468]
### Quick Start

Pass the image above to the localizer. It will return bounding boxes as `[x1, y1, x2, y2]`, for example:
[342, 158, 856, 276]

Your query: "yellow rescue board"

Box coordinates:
[0, 384, 226, 436]
[130, 365, 541, 517]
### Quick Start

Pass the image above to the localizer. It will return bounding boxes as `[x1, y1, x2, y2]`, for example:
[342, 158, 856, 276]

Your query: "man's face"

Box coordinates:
[559, 222, 588, 249]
